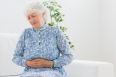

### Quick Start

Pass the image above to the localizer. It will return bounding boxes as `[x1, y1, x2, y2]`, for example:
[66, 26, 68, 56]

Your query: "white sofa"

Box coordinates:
[0, 33, 114, 77]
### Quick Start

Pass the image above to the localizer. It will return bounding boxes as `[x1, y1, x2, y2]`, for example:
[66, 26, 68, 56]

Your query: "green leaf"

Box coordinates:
[43, 0, 74, 50]
[57, 5, 62, 8]
[69, 42, 71, 44]
[55, 2, 58, 4]
[48, 22, 54, 26]
[48, 6, 54, 11]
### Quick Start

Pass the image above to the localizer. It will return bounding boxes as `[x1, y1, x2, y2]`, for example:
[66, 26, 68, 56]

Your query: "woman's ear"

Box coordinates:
[42, 11, 45, 17]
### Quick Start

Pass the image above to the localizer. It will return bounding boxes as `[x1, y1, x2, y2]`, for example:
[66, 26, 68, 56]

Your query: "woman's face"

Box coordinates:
[27, 12, 45, 29]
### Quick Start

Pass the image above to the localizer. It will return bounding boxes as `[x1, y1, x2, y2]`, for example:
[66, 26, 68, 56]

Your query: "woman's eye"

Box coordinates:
[28, 18, 30, 20]
[32, 15, 35, 17]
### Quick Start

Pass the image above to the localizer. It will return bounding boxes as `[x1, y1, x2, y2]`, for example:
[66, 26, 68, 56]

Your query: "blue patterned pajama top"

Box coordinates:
[12, 24, 73, 77]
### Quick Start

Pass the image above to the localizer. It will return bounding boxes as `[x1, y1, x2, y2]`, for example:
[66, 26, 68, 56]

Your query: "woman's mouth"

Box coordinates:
[32, 22, 37, 25]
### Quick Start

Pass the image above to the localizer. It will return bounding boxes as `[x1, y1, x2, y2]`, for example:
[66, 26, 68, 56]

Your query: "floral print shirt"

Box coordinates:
[12, 24, 73, 77]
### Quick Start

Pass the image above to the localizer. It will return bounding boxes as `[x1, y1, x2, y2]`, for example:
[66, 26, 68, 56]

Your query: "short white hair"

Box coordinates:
[23, 0, 50, 23]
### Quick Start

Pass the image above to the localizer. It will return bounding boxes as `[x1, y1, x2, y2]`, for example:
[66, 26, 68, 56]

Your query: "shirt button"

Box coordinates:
[39, 42, 40, 44]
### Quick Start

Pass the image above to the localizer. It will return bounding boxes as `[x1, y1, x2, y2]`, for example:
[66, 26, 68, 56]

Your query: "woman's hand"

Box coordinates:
[26, 58, 54, 68]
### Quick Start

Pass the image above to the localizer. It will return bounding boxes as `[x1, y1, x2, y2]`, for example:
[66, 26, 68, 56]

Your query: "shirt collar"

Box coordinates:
[33, 23, 48, 32]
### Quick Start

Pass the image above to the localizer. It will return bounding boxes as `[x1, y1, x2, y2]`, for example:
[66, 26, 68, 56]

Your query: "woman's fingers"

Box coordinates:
[30, 58, 49, 68]
[31, 61, 39, 67]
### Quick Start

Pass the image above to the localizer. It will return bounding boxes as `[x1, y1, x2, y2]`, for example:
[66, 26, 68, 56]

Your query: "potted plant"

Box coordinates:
[43, 0, 74, 50]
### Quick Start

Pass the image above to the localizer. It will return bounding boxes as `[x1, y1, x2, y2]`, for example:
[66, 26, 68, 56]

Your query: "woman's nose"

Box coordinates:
[29, 18, 34, 23]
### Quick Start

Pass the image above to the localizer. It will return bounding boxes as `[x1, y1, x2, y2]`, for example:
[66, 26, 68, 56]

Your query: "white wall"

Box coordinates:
[0, 0, 116, 76]
[0, 0, 30, 33]
[59, 0, 101, 61]
[100, 0, 116, 76]
[0, 0, 101, 60]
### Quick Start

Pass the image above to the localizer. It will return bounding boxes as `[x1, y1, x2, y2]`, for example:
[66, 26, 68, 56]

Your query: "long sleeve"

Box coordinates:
[53, 27, 74, 68]
[12, 29, 27, 67]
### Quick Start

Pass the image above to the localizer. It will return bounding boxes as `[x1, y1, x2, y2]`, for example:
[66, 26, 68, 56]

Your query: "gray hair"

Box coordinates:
[23, 0, 50, 23]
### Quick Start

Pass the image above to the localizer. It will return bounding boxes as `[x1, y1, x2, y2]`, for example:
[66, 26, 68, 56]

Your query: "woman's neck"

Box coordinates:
[34, 22, 45, 30]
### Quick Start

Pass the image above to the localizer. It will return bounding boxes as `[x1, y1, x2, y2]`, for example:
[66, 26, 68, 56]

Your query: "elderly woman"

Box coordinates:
[12, 0, 73, 77]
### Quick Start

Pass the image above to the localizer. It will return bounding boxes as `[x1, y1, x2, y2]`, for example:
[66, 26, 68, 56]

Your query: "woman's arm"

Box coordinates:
[12, 29, 27, 67]
[53, 27, 74, 68]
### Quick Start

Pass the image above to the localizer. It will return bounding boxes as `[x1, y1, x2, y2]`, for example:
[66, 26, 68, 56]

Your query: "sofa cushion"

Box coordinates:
[0, 33, 114, 77]
[0, 33, 24, 76]
[64, 60, 114, 77]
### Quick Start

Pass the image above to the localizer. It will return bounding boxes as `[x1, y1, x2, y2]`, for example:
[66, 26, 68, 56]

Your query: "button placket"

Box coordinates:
[37, 31, 41, 50]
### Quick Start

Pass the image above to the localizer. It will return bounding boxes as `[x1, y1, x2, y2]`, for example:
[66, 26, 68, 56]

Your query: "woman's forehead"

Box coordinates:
[27, 12, 37, 16]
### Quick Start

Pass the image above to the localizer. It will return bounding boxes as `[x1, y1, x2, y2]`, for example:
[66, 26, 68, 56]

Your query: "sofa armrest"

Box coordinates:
[64, 60, 114, 77]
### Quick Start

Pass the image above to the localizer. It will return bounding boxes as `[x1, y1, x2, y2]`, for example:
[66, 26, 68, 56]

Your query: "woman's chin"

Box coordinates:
[32, 25, 36, 27]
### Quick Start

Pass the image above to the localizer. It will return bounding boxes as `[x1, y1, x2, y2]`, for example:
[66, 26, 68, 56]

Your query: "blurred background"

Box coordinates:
[0, 0, 116, 76]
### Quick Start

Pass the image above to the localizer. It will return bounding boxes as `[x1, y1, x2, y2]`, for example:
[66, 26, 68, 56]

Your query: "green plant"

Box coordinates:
[43, 0, 74, 50]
